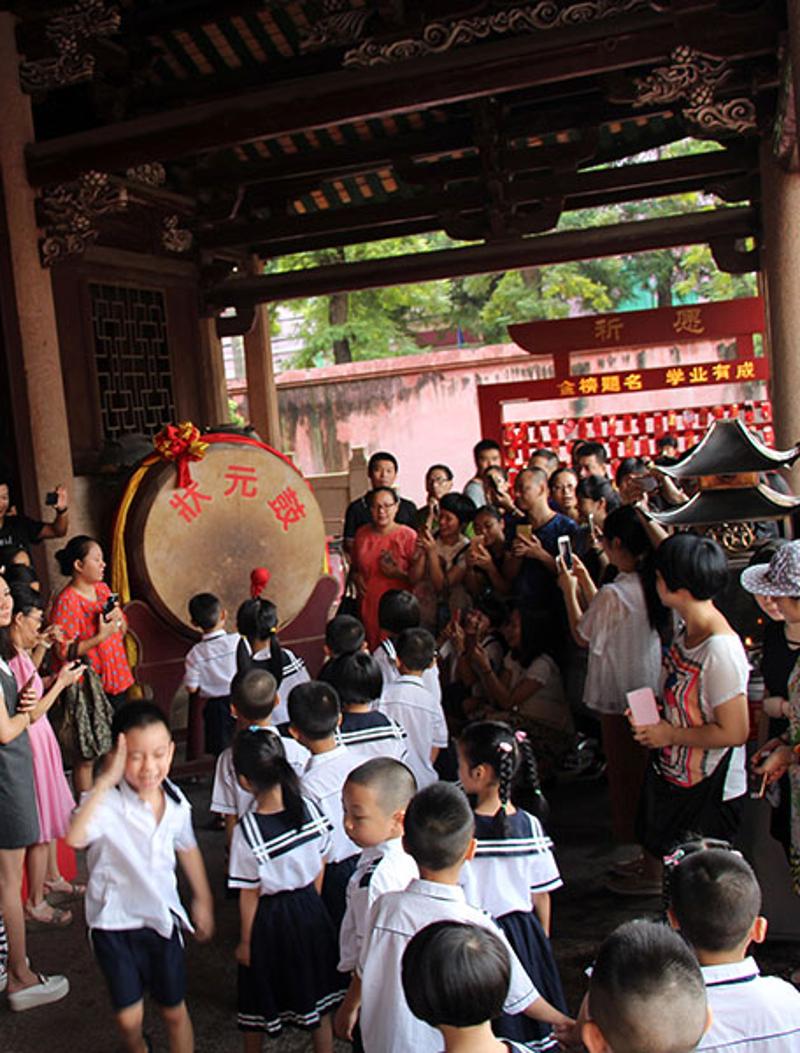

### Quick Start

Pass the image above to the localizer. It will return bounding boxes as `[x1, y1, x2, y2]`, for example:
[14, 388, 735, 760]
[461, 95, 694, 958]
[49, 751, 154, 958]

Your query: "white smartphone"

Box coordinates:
[626, 687, 660, 726]
[557, 534, 573, 570]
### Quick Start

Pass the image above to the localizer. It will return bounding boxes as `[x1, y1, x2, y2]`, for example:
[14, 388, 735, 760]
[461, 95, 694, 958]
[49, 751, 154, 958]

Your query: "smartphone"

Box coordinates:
[517, 523, 533, 541]
[44, 490, 59, 506]
[640, 475, 659, 493]
[101, 592, 119, 620]
[587, 512, 595, 534]
[626, 687, 660, 726]
[557, 534, 573, 570]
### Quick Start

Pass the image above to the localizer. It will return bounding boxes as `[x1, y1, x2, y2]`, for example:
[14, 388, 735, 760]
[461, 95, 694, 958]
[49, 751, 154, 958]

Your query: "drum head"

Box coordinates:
[125, 438, 326, 635]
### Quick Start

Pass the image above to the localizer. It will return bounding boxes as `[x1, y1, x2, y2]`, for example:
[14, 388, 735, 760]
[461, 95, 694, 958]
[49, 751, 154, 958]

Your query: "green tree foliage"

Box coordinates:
[269, 141, 756, 369]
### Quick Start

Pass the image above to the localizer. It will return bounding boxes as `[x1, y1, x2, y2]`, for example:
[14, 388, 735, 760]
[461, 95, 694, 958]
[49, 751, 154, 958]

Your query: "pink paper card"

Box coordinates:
[626, 687, 660, 726]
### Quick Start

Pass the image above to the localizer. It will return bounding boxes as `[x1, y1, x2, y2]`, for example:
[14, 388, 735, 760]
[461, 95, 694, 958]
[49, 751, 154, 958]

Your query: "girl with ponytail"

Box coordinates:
[230, 728, 345, 1047]
[457, 720, 567, 1049]
[235, 598, 310, 725]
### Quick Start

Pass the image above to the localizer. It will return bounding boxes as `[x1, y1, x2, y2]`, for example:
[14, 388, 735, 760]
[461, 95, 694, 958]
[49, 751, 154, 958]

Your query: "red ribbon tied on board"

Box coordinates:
[153, 422, 208, 489]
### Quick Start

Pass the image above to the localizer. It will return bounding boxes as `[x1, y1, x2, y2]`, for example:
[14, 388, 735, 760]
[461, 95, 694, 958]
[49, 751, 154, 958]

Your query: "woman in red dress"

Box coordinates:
[351, 487, 418, 650]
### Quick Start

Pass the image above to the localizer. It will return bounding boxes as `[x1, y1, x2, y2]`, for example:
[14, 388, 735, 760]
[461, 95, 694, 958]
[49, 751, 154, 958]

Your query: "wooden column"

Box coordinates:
[197, 315, 229, 426]
[0, 13, 74, 585]
[790, 0, 800, 141]
[243, 258, 281, 448]
[760, 139, 800, 489]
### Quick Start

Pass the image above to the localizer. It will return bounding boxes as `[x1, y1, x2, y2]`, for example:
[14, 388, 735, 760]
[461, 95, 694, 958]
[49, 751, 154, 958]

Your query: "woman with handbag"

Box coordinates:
[0, 572, 71, 1010]
[49, 535, 133, 793]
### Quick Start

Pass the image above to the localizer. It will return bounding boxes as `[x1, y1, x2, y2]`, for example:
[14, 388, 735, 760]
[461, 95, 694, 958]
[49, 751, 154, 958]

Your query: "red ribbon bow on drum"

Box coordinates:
[153, 422, 209, 489]
[250, 567, 271, 599]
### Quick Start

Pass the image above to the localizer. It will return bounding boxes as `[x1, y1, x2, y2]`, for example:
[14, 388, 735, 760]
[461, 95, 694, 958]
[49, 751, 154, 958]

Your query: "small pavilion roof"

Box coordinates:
[659, 419, 800, 479]
[649, 484, 800, 526]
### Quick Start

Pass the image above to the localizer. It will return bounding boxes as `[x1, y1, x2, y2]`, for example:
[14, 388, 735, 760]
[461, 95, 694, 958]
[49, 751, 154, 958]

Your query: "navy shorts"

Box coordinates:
[90, 926, 186, 1011]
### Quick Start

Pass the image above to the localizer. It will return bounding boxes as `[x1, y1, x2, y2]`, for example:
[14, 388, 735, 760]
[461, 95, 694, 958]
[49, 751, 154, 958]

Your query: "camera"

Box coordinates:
[45, 490, 59, 506]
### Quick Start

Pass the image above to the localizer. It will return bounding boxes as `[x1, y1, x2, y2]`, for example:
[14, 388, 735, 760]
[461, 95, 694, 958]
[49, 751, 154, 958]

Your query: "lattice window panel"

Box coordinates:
[90, 283, 176, 441]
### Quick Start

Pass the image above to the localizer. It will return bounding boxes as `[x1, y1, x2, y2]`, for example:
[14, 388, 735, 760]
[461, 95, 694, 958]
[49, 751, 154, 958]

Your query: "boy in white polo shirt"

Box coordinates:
[668, 846, 800, 1053]
[350, 782, 574, 1053]
[68, 701, 214, 1053]
[183, 592, 239, 759]
[373, 589, 442, 705]
[290, 680, 362, 929]
[378, 627, 447, 788]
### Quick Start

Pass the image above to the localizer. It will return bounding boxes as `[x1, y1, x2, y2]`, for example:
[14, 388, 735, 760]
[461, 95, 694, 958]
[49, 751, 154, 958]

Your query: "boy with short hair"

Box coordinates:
[320, 651, 408, 763]
[325, 614, 367, 660]
[668, 847, 800, 1051]
[336, 758, 418, 1035]
[581, 920, 709, 1053]
[210, 668, 309, 839]
[378, 627, 447, 789]
[346, 782, 573, 1053]
[289, 681, 362, 928]
[373, 589, 442, 705]
[68, 702, 214, 1053]
[183, 592, 239, 758]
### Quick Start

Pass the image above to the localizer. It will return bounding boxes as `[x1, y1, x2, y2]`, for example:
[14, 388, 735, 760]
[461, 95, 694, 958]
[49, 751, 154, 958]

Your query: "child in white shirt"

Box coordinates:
[320, 651, 408, 763]
[347, 782, 574, 1053]
[183, 592, 239, 758]
[378, 628, 447, 788]
[668, 844, 800, 1053]
[68, 702, 214, 1053]
[336, 757, 418, 1035]
[290, 681, 362, 929]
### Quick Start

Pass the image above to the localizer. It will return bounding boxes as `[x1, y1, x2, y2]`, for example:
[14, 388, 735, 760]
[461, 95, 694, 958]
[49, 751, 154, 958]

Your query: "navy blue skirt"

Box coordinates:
[493, 909, 566, 1051]
[238, 884, 347, 1035]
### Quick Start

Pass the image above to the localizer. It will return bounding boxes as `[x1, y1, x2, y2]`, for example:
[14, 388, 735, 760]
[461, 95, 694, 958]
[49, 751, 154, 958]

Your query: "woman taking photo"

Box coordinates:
[413, 492, 475, 633]
[558, 506, 667, 847]
[8, 584, 84, 925]
[0, 572, 70, 1010]
[614, 533, 749, 896]
[350, 488, 418, 650]
[49, 536, 133, 791]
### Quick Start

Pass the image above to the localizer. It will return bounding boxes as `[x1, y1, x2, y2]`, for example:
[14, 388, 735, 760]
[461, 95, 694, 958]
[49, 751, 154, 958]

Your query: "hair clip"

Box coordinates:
[497, 741, 513, 753]
[514, 730, 528, 744]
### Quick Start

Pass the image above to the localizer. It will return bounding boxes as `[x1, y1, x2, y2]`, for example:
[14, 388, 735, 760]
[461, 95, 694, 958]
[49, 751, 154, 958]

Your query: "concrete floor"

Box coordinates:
[4, 773, 798, 1053]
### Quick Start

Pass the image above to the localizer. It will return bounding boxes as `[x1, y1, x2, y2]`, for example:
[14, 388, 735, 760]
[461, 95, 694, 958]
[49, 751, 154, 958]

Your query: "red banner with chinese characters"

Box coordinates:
[509, 297, 764, 366]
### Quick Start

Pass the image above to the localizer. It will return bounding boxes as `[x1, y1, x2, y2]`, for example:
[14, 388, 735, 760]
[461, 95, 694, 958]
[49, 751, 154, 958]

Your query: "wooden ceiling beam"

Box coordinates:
[199, 146, 756, 252]
[203, 206, 756, 306]
[26, 5, 777, 187]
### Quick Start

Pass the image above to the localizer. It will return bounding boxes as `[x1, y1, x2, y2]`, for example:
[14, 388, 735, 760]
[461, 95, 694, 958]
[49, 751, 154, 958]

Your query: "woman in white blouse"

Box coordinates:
[558, 505, 669, 846]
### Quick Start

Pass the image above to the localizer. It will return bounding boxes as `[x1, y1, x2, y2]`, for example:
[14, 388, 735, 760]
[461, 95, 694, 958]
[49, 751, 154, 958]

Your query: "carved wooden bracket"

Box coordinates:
[216, 308, 257, 339]
[632, 46, 757, 138]
[19, 0, 121, 94]
[162, 215, 194, 254]
[38, 171, 127, 267]
[772, 48, 798, 172]
[342, 0, 650, 67]
[709, 234, 760, 274]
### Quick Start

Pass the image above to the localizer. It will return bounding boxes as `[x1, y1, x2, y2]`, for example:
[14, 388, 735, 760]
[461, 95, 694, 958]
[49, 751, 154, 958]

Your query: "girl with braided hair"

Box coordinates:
[457, 720, 567, 1051]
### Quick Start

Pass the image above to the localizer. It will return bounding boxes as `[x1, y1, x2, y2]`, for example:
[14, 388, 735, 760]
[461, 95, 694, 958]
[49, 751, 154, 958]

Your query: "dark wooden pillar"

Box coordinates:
[243, 258, 281, 449]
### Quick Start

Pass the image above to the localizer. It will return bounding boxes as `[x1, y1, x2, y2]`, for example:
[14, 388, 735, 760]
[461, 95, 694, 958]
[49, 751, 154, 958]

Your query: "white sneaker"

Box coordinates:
[8, 973, 69, 1011]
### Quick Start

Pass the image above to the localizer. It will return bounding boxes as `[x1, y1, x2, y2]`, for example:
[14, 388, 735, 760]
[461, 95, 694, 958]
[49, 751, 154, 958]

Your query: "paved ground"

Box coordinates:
[5, 772, 799, 1053]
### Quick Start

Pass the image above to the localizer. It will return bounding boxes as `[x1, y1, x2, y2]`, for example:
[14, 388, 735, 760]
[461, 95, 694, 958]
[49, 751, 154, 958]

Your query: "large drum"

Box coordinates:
[122, 434, 326, 635]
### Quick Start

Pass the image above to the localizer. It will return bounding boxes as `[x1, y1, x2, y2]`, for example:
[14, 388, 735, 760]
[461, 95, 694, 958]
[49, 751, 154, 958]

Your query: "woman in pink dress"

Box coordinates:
[351, 487, 418, 650]
[8, 584, 83, 926]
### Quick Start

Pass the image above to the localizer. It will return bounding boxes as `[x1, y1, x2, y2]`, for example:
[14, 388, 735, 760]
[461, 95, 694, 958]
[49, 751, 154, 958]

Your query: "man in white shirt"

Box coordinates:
[377, 628, 447, 789]
[183, 592, 239, 758]
[668, 846, 800, 1053]
[68, 702, 214, 1053]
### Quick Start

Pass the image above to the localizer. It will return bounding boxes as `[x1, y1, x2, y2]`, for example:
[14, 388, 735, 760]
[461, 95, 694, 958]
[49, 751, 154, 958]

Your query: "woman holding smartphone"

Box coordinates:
[0, 572, 71, 1010]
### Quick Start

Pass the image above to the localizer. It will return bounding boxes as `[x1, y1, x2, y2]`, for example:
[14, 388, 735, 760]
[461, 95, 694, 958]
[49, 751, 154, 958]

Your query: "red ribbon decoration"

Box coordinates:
[250, 567, 271, 599]
[153, 422, 208, 489]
